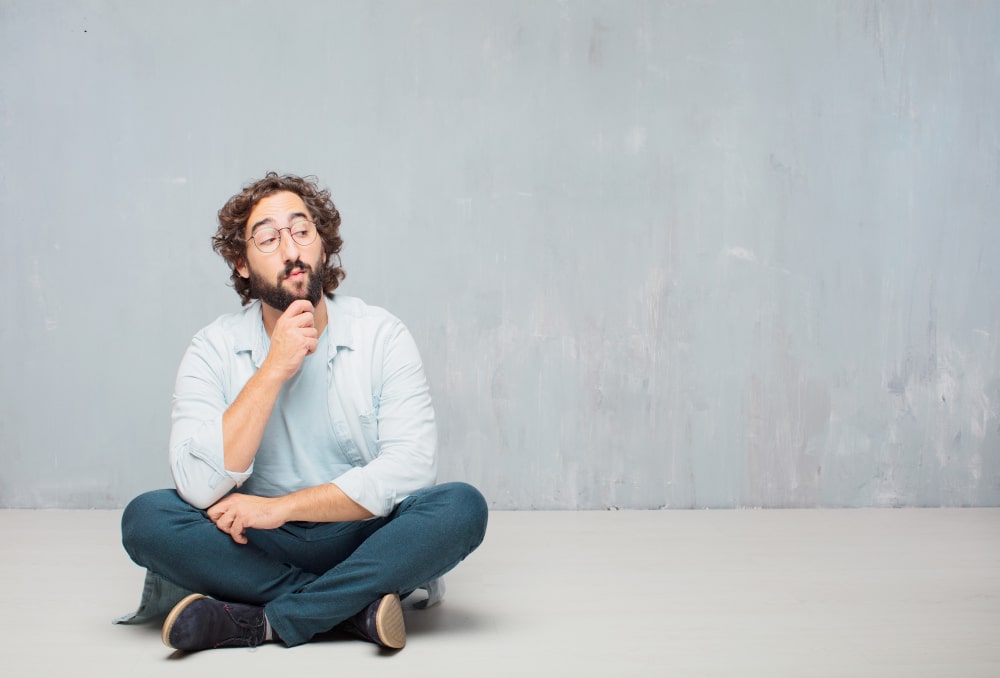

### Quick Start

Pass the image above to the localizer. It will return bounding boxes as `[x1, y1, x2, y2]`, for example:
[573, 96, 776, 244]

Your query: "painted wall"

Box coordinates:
[1, 1, 997, 509]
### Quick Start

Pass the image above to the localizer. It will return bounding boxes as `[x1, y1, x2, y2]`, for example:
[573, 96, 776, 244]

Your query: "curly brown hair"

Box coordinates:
[213, 172, 346, 305]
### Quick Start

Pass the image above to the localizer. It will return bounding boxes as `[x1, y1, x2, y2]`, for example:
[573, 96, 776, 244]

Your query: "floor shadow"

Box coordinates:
[402, 601, 493, 637]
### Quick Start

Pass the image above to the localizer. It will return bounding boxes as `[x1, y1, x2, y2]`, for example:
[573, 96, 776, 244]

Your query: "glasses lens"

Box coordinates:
[253, 228, 281, 253]
[290, 221, 318, 247]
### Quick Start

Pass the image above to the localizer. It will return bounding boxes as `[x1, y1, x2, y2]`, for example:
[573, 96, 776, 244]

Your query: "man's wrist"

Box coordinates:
[269, 495, 292, 526]
[254, 360, 290, 390]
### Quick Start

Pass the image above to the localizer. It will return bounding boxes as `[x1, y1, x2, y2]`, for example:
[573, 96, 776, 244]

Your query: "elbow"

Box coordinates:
[174, 483, 219, 510]
[170, 447, 235, 509]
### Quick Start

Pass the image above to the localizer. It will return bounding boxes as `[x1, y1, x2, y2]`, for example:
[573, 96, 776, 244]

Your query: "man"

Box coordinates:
[120, 172, 488, 652]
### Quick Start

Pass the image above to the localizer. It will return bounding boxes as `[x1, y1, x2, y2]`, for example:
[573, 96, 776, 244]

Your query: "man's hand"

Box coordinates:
[262, 299, 319, 381]
[207, 493, 287, 544]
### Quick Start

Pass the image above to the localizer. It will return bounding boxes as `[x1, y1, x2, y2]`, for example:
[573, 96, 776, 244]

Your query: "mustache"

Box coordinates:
[283, 259, 311, 279]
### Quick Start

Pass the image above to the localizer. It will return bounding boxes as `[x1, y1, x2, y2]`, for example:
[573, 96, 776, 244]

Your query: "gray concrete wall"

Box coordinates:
[1, 1, 997, 509]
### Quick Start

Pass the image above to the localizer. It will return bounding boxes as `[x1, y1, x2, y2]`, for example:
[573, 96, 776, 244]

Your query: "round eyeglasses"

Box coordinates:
[246, 221, 319, 253]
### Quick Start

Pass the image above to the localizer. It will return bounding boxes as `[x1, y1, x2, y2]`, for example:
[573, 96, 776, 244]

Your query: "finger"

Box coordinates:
[284, 299, 314, 317]
[208, 507, 226, 526]
[230, 516, 249, 544]
[283, 311, 314, 329]
[206, 502, 226, 522]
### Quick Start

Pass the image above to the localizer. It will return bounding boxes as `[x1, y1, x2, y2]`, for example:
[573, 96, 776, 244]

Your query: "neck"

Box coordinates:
[261, 297, 328, 337]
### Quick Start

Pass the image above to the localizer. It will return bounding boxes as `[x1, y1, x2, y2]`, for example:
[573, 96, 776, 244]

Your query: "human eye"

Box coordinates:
[255, 229, 279, 248]
[292, 221, 314, 239]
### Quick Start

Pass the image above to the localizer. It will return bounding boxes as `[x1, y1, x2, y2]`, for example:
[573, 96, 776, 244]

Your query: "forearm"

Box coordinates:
[221, 365, 285, 473]
[277, 483, 374, 523]
[208, 482, 375, 544]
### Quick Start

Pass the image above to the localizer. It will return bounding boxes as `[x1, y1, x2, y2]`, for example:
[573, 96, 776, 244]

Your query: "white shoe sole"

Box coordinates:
[374, 593, 406, 649]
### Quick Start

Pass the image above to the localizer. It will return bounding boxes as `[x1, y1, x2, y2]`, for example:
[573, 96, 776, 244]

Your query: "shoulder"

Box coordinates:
[327, 295, 416, 353]
[328, 294, 405, 332]
[329, 294, 398, 322]
[190, 301, 262, 351]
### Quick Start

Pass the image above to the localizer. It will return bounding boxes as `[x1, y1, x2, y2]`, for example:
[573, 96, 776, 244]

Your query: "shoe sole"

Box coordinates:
[374, 593, 406, 649]
[161, 593, 207, 649]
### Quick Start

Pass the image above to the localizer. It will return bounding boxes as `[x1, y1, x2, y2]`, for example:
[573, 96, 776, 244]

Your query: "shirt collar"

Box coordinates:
[234, 297, 354, 366]
[325, 295, 354, 358]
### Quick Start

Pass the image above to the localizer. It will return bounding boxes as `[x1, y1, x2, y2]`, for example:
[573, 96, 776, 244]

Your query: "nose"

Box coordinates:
[278, 226, 301, 262]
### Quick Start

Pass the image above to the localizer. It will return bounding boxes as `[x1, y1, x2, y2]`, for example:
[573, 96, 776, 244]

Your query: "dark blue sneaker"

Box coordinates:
[162, 594, 267, 651]
[340, 593, 406, 649]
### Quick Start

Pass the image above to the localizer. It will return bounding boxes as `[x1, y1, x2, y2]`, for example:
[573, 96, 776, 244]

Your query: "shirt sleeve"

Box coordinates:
[168, 330, 253, 509]
[332, 321, 438, 517]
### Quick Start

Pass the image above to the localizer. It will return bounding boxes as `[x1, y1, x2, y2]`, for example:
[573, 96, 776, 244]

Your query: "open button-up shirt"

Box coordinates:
[168, 294, 438, 517]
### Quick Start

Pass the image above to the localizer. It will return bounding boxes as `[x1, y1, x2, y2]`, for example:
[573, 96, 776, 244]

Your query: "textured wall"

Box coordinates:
[1, 1, 998, 508]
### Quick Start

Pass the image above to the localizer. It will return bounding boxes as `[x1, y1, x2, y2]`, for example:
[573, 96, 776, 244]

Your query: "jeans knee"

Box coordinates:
[438, 482, 488, 549]
[121, 489, 181, 560]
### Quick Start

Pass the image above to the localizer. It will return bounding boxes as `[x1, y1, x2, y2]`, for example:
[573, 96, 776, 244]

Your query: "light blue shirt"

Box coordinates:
[168, 294, 438, 517]
[243, 329, 355, 498]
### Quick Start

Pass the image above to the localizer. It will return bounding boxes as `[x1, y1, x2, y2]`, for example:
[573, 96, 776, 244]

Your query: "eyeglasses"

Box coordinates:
[246, 220, 318, 253]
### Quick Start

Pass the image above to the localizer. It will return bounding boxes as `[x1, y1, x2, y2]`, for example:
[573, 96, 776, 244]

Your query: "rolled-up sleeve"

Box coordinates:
[168, 330, 253, 509]
[332, 321, 437, 517]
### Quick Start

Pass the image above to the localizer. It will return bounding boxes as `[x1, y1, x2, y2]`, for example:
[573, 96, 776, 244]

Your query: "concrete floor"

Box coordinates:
[2, 507, 998, 677]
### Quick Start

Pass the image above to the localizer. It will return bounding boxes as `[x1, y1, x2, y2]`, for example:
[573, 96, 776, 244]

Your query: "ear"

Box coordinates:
[236, 257, 249, 279]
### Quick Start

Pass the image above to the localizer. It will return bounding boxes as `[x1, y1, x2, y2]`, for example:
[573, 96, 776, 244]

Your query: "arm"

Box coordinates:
[207, 482, 373, 544]
[222, 300, 319, 472]
[330, 320, 438, 516]
[169, 300, 318, 508]
[209, 318, 435, 542]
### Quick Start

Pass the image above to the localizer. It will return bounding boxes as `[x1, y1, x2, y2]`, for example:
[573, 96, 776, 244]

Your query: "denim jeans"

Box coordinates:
[121, 482, 488, 647]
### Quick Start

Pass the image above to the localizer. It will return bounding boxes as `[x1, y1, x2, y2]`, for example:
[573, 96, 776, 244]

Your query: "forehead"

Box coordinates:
[246, 191, 311, 234]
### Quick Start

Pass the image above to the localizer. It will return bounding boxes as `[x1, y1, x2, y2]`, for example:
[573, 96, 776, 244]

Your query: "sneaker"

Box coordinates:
[162, 593, 267, 651]
[340, 593, 406, 649]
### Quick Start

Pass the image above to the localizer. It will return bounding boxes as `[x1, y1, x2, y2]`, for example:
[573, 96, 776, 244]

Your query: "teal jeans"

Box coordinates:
[121, 482, 487, 646]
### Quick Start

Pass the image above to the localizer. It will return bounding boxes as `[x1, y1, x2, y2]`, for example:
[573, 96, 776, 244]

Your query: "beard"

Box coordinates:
[247, 257, 324, 311]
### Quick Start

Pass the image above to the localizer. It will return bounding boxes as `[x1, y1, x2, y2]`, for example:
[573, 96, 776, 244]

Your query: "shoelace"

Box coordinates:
[213, 604, 266, 649]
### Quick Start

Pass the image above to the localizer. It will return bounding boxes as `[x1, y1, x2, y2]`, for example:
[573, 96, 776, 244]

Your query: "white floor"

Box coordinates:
[2, 507, 998, 677]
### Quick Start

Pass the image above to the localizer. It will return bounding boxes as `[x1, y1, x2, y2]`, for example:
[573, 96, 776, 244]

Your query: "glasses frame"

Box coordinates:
[245, 220, 319, 254]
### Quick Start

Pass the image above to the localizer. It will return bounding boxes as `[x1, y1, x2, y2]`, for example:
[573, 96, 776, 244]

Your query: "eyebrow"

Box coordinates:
[249, 211, 311, 236]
